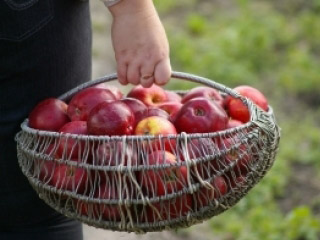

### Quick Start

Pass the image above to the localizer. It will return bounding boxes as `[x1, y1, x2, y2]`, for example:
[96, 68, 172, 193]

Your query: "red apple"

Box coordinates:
[135, 116, 177, 151]
[179, 138, 218, 179]
[94, 84, 123, 100]
[212, 175, 228, 197]
[195, 176, 228, 209]
[225, 174, 246, 189]
[127, 84, 167, 107]
[93, 183, 123, 221]
[139, 151, 187, 197]
[182, 138, 217, 161]
[35, 160, 55, 183]
[232, 176, 246, 188]
[74, 199, 96, 218]
[58, 121, 88, 160]
[87, 101, 135, 136]
[135, 107, 170, 126]
[219, 138, 252, 174]
[34, 144, 58, 182]
[93, 142, 139, 196]
[94, 142, 138, 167]
[165, 91, 182, 103]
[75, 184, 124, 221]
[157, 102, 183, 123]
[182, 87, 224, 107]
[143, 194, 192, 222]
[67, 87, 116, 121]
[50, 163, 88, 194]
[29, 98, 69, 131]
[226, 119, 243, 129]
[143, 108, 170, 119]
[121, 98, 147, 127]
[174, 98, 228, 134]
[224, 86, 268, 123]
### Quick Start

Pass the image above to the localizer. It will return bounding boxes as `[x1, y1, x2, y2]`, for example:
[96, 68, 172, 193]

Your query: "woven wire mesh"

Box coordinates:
[16, 72, 280, 233]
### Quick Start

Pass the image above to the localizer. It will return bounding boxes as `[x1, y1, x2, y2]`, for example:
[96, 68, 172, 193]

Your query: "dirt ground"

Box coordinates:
[278, 162, 320, 218]
[83, 223, 214, 240]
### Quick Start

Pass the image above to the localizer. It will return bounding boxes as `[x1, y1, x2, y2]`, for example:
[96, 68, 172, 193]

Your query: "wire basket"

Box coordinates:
[16, 72, 280, 233]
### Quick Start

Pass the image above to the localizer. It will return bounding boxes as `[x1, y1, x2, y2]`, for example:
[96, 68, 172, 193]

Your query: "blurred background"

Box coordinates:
[86, 0, 320, 239]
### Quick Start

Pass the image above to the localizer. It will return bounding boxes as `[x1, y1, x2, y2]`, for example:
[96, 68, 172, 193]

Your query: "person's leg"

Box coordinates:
[0, 0, 91, 233]
[0, 213, 83, 240]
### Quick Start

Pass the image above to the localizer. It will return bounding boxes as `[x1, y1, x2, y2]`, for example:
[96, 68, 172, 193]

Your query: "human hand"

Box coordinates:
[108, 0, 171, 88]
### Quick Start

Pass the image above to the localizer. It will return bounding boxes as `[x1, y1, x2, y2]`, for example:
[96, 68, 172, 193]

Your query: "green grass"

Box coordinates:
[206, 116, 320, 239]
[159, 1, 320, 97]
[155, 0, 320, 239]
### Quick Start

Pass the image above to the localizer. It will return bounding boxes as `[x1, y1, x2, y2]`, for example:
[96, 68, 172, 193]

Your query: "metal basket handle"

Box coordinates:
[58, 71, 259, 122]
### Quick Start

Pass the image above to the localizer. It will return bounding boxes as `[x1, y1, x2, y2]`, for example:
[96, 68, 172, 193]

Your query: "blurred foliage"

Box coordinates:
[280, 117, 320, 169]
[154, 0, 320, 239]
[205, 116, 320, 240]
[155, 0, 320, 104]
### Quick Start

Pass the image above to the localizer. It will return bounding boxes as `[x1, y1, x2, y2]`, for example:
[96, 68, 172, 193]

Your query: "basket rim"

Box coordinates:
[19, 117, 259, 141]
[19, 70, 275, 141]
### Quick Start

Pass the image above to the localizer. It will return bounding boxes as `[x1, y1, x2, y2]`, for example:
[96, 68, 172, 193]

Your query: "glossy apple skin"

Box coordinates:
[224, 86, 269, 123]
[182, 87, 224, 107]
[174, 98, 228, 134]
[121, 98, 148, 127]
[157, 102, 183, 123]
[139, 151, 187, 197]
[29, 98, 69, 131]
[87, 101, 135, 136]
[134, 107, 170, 126]
[58, 121, 88, 160]
[165, 91, 182, 103]
[143, 194, 192, 222]
[127, 84, 167, 107]
[135, 116, 177, 151]
[50, 163, 88, 194]
[143, 107, 169, 119]
[94, 83, 123, 100]
[195, 176, 228, 209]
[226, 119, 243, 129]
[67, 87, 116, 121]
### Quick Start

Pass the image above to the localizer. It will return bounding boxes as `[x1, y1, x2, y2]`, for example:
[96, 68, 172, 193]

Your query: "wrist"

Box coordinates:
[108, 0, 155, 18]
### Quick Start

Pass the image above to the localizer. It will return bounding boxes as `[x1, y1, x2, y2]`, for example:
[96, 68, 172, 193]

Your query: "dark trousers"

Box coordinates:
[0, 214, 83, 240]
[0, 0, 92, 238]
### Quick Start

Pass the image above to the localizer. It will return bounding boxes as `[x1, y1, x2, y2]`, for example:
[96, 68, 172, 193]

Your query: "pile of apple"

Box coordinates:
[29, 83, 269, 223]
